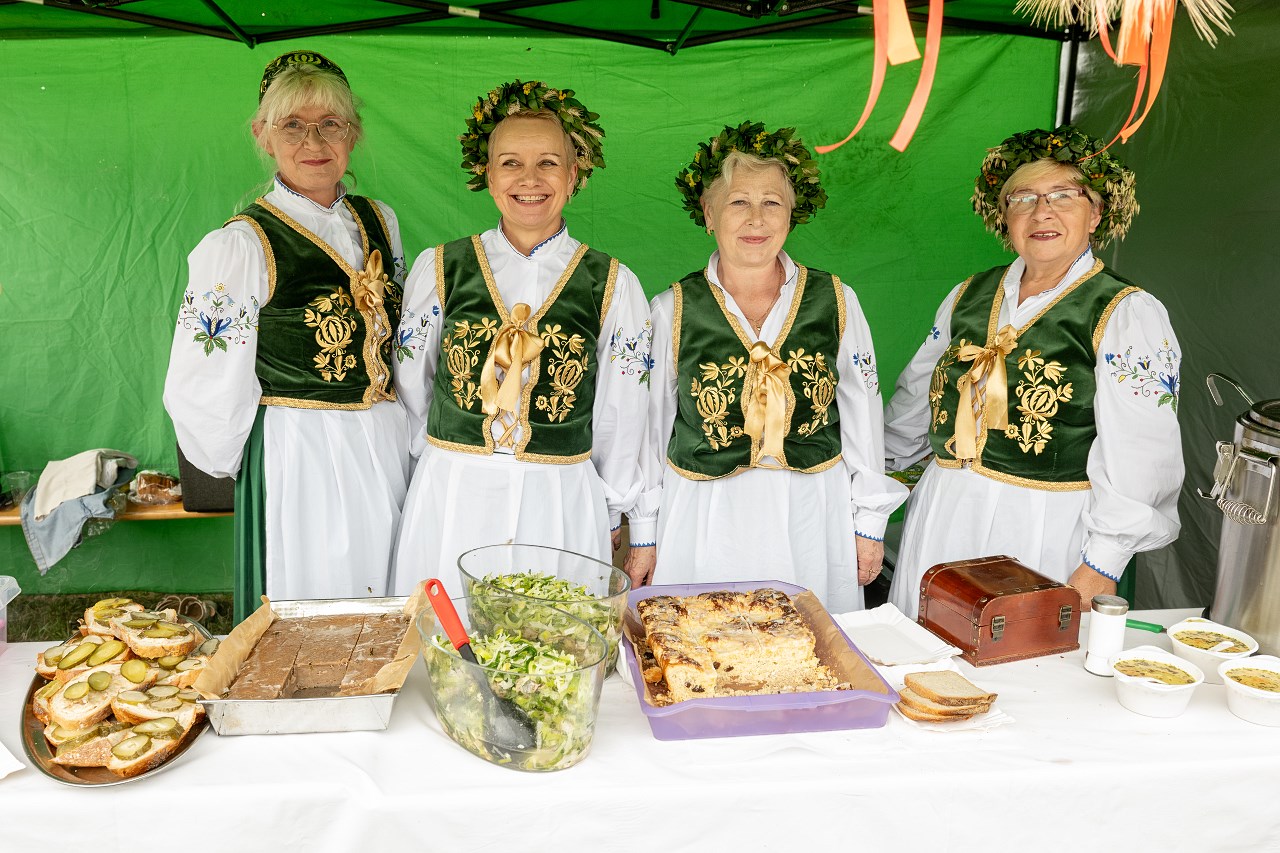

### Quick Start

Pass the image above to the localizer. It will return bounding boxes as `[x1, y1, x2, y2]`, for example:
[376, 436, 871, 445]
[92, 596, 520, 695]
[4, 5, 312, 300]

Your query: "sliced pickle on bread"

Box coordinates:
[50, 722, 134, 768]
[106, 720, 196, 779]
[120, 658, 151, 684]
[48, 662, 159, 731]
[83, 598, 144, 636]
[112, 682, 205, 727]
[114, 609, 199, 660]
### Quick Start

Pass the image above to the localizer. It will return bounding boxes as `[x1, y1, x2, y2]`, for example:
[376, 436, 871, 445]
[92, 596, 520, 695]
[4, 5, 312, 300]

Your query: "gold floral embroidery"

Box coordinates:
[304, 288, 359, 382]
[443, 317, 499, 410]
[691, 357, 747, 450]
[535, 323, 589, 423]
[786, 348, 836, 437]
[1004, 348, 1073, 454]
[929, 343, 961, 431]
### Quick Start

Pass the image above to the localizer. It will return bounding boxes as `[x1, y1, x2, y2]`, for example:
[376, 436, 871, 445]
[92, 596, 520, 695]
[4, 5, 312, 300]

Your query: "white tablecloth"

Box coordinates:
[2, 610, 1279, 852]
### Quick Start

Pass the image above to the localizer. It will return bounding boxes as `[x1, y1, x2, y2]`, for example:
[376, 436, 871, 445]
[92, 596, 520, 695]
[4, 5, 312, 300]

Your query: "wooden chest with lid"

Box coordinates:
[918, 555, 1082, 666]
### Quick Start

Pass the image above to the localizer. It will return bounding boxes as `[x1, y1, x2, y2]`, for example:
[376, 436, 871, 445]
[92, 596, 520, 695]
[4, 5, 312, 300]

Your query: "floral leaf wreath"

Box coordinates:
[259, 50, 348, 103]
[972, 124, 1139, 249]
[675, 121, 827, 229]
[459, 79, 605, 195]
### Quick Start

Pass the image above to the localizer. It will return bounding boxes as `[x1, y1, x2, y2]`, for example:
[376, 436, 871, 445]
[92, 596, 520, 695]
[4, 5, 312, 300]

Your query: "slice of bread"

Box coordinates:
[898, 687, 992, 717]
[112, 687, 204, 728]
[897, 702, 974, 723]
[47, 663, 159, 731]
[83, 599, 144, 636]
[903, 670, 997, 707]
[37, 636, 131, 683]
[111, 609, 199, 660]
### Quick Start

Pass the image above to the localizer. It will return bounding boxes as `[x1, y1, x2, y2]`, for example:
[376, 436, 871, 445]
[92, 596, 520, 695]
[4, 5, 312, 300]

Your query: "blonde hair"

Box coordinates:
[488, 110, 579, 169]
[701, 150, 797, 220]
[999, 159, 1102, 217]
[252, 64, 363, 147]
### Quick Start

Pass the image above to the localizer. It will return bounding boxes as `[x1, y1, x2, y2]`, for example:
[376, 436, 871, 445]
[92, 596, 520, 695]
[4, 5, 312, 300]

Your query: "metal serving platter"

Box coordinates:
[20, 616, 213, 787]
[197, 596, 411, 736]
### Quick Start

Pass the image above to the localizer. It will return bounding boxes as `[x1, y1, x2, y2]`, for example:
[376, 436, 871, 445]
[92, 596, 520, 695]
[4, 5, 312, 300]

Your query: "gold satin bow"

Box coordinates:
[743, 341, 792, 465]
[480, 303, 545, 430]
[351, 249, 388, 314]
[951, 324, 1019, 461]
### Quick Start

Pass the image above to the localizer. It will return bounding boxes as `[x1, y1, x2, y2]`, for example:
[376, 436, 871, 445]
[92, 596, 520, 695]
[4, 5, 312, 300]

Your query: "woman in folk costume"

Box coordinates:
[884, 126, 1184, 618]
[625, 122, 907, 614]
[389, 80, 652, 596]
[164, 51, 411, 623]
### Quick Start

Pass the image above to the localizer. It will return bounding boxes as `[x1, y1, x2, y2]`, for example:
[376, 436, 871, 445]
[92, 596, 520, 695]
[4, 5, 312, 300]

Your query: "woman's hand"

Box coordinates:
[612, 527, 622, 552]
[1068, 563, 1118, 610]
[624, 545, 657, 589]
[856, 536, 884, 586]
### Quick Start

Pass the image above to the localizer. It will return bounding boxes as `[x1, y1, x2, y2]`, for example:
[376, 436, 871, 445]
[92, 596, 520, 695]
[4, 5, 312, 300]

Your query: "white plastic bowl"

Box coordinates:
[1218, 655, 1280, 727]
[1109, 645, 1204, 718]
[1166, 618, 1258, 684]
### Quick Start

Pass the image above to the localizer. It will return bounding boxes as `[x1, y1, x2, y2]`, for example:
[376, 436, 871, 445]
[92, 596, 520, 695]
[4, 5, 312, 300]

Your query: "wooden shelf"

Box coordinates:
[0, 501, 230, 527]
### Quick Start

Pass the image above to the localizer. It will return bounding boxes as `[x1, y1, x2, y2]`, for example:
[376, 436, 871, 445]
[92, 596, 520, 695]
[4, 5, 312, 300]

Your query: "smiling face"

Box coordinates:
[703, 164, 792, 272]
[258, 103, 353, 208]
[486, 115, 577, 252]
[1004, 163, 1102, 273]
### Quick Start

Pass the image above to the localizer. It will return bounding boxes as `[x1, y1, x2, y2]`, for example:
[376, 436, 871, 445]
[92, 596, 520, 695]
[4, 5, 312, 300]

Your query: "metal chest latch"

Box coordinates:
[1059, 605, 1073, 631]
[990, 615, 1005, 641]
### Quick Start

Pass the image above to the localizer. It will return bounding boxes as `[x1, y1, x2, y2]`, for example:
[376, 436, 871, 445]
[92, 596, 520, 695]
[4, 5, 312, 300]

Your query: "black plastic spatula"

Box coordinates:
[424, 579, 537, 749]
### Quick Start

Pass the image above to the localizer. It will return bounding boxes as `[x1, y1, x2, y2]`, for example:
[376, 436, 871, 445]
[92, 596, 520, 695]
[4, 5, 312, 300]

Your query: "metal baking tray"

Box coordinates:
[198, 596, 413, 736]
[20, 617, 213, 786]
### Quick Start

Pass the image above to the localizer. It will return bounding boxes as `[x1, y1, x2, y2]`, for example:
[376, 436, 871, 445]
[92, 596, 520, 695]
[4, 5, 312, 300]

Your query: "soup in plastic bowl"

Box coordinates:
[417, 593, 608, 772]
[1109, 646, 1203, 718]
[1219, 655, 1280, 727]
[458, 544, 630, 673]
[1166, 617, 1257, 684]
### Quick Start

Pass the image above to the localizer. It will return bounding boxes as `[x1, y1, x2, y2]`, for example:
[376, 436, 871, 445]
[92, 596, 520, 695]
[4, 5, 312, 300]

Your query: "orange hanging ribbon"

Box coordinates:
[1093, 0, 1176, 151]
[1119, 0, 1174, 142]
[889, 0, 944, 152]
[815, 1, 891, 155]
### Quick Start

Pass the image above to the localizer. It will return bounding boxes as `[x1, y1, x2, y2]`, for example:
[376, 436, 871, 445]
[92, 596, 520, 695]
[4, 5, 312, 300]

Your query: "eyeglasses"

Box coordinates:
[271, 117, 352, 145]
[1005, 187, 1089, 215]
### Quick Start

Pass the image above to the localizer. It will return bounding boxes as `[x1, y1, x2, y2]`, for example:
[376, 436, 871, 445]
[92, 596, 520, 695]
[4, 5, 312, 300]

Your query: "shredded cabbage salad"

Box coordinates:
[472, 571, 622, 670]
[425, 629, 600, 772]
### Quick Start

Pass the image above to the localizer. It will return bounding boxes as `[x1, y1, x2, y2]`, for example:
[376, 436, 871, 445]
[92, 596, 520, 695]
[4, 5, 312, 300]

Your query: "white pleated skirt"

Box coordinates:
[654, 463, 865, 614]
[389, 445, 612, 597]
[262, 400, 412, 602]
[889, 460, 1092, 619]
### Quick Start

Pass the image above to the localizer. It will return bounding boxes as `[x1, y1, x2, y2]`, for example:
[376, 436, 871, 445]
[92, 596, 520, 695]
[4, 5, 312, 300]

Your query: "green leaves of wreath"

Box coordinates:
[675, 121, 827, 229]
[459, 79, 605, 195]
[971, 125, 1139, 249]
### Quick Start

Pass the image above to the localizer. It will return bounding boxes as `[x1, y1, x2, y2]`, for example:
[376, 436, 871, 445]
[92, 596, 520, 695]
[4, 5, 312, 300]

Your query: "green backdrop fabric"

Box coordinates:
[0, 29, 1056, 594]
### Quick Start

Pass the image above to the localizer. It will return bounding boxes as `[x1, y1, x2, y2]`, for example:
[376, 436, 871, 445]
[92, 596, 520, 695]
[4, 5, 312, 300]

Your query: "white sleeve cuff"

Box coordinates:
[627, 517, 657, 547]
[852, 512, 889, 542]
[1081, 540, 1132, 581]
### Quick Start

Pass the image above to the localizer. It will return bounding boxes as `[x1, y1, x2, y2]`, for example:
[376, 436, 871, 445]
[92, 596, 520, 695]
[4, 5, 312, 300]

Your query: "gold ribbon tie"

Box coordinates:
[351, 249, 388, 314]
[480, 303, 545, 434]
[742, 341, 792, 465]
[952, 324, 1018, 462]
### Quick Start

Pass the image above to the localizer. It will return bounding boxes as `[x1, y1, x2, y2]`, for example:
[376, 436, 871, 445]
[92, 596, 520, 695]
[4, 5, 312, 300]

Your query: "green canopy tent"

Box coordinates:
[1, 0, 1267, 620]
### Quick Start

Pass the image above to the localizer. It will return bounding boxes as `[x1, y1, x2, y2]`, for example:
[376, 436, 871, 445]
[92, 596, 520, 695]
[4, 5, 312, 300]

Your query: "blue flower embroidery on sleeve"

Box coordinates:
[609, 320, 653, 386]
[929, 326, 941, 341]
[176, 284, 258, 355]
[395, 307, 436, 363]
[1107, 340, 1180, 413]
[852, 351, 880, 394]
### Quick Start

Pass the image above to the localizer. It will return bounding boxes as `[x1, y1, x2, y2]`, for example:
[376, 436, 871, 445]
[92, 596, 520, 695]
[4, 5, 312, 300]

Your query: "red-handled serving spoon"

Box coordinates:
[424, 579, 537, 748]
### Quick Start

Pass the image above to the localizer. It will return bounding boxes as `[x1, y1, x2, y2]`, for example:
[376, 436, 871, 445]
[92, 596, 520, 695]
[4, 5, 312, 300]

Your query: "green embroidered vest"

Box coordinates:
[426, 235, 618, 462]
[230, 195, 401, 409]
[928, 261, 1141, 489]
[667, 266, 845, 480]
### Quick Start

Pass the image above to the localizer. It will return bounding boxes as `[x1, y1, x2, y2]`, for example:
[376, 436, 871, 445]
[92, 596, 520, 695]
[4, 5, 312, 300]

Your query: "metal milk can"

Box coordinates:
[1200, 374, 1280, 655]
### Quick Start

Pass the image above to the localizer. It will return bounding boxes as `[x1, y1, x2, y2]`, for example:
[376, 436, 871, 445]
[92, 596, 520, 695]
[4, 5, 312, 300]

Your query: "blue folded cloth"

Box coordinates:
[20, 466, 135, 575]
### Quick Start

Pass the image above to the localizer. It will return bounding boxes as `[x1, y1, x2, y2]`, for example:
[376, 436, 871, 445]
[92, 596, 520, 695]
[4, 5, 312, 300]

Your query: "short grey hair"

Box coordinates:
[701, 150, 796, 220]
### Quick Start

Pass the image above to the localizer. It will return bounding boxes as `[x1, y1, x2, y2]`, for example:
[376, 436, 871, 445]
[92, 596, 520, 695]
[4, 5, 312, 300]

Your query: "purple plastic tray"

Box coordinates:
[622, 580, 899, 740]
